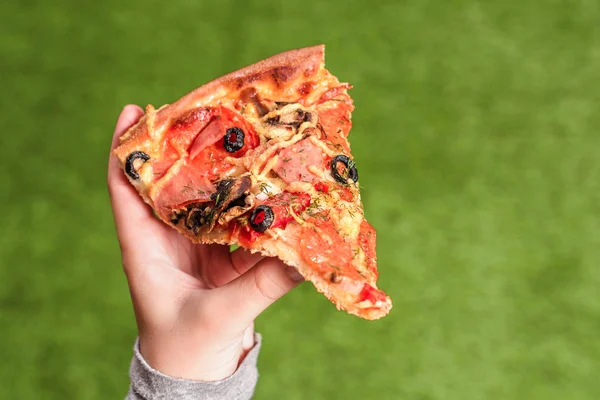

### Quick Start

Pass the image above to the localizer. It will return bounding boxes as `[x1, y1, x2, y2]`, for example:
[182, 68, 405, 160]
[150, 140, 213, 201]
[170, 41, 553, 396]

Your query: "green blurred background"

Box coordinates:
[1, 0, 599, 398]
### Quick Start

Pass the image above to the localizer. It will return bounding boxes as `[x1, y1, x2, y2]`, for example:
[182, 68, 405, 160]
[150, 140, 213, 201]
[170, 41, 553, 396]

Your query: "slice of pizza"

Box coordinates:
[113, 45, 392, 320]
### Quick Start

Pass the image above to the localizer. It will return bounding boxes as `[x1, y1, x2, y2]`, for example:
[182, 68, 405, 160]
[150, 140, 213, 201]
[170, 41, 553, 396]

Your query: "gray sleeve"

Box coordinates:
[125, 335, 261, 400]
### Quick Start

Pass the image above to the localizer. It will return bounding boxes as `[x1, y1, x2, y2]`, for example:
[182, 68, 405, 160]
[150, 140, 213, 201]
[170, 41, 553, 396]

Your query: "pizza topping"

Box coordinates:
[170, 210, 185, 225]
[167, 108, 214, 158]
[314, 182, 329, 193]
[254, 180, 280, 200]
[317, 84, 351, 104]
[314, 101, 353, 152]
[297, 81, 315, 96]
[250, 205, 275, 232]
[307, 135, 338, 157]
[212, 176, 251, 208]
[336, 187, 355, 202]
[208, 177, 253, 230]
[248, 192, 311, 233]
[356, 283, 388, 308]
[187, 112, 260, 181]
[125, 151, 150, 180]
[169, 175, 252, 234]
[187, 107, 259, 162]
[331, 154, 358, 184]
[288, 205, 305, 225]
[299, 217, 362, 281]
[188, 116, 226, 159]
[240, 87, 270, 116]
[224, 127, 245, 153]
[266, 105, 315, 128]
[335, 204, 363, 241]
[358, 220, 378, 277]
[150, 163, 214, 216]
[260, 104, 317, 140]
[184, 206, 207, 234]
[329, 271, 342, 283]
[273, 139, 324, 184]
[306, 164, 326, 180]
[232, 218, 263, 247]
[218, 193, 255, 225]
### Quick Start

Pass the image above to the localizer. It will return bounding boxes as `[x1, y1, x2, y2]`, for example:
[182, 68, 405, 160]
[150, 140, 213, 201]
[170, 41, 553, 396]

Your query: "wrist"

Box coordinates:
[138, 333, 250, 381]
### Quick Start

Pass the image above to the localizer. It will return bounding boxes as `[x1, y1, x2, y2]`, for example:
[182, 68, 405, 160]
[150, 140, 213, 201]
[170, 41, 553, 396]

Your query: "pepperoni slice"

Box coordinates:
[299, 216, 361, 281]
[152, 163, 215, 218]
[190, 143, 239, 181]
[315, 100, 353, 153]
[151, 154, 178, 181]
[188, 116, 228, 159]
[316, 84, 351, 104]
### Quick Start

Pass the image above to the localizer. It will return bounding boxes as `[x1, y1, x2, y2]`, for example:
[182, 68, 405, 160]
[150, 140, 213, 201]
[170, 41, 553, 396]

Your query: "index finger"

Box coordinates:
[107, 105, 165, 253]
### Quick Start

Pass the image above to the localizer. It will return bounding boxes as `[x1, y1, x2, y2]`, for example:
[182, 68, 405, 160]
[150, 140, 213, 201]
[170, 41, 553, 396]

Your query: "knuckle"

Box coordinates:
[252, 266, 286, 302]
[230, 252, 245, 276]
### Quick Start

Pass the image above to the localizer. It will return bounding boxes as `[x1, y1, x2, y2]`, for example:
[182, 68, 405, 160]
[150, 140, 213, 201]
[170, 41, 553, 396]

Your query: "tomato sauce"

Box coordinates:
[358, 220, 378, 277]
[232, 220, 263, 248]
[313, 182, 329, 193]
[357, 283, 386, 304]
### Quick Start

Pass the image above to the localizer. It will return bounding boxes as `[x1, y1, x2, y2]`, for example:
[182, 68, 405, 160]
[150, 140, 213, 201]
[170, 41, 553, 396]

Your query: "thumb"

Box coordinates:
[211, 258, 304, 327]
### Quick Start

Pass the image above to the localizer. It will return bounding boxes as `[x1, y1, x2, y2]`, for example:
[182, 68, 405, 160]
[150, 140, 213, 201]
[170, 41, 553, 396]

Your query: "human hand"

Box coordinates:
[107, 105, 303, 381]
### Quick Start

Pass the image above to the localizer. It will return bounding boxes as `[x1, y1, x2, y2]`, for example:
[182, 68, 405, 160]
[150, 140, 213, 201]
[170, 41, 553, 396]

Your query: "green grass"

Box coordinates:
[2, 0, 600, 398]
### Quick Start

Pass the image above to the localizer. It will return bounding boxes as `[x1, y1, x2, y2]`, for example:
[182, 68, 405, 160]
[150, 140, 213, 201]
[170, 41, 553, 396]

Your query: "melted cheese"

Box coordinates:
[307, 165, 325, 179]
[308, 135, 337, 158]
[335, 205, 362, 241]
[286, 181, 314, 194]
[257, 155, 280, 179]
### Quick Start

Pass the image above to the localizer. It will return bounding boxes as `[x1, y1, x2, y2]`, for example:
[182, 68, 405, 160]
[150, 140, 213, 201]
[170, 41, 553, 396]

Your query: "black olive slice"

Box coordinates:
[249, 205, 275, 233]
[125, 151, 150, 180]
[224, 127, 245, 153]
[331, 155, 358, 184]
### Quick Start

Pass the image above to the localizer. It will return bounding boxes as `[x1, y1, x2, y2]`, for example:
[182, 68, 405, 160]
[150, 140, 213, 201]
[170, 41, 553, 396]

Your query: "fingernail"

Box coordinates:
[122, 104, 138, 114]
[286, 266, 304, 282]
